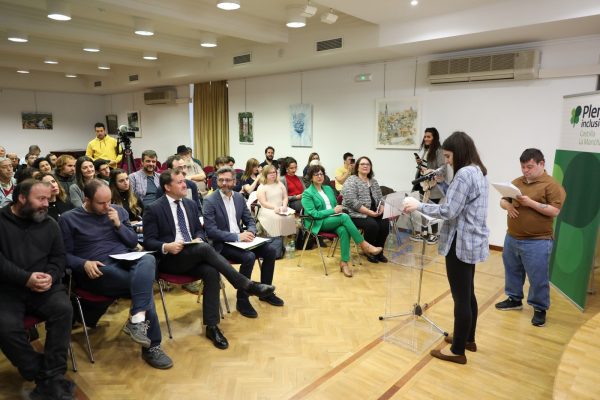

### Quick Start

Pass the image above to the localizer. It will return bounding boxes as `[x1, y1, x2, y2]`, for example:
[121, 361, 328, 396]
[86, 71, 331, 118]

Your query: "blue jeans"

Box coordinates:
[502, 234, 553, 311]
[74, 254, 162, 346]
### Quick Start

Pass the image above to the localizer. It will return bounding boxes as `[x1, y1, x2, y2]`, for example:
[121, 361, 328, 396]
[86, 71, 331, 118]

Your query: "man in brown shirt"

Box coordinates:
[495, 149, 566, 327]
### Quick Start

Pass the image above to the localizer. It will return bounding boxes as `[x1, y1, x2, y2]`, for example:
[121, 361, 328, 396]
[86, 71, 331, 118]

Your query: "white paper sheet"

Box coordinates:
[382, 192, 406, 219]
[225, 236, 270, 250]
[109, 251, 154, 261]
[492, 182, 522, 199]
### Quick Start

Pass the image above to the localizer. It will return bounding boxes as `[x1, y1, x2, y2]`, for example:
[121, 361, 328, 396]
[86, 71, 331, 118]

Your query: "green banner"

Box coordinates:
[550, 150, 600, 309]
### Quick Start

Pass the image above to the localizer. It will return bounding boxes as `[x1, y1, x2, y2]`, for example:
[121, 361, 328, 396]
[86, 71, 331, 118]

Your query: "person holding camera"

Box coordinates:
[411, 127, 447, 244]
[335, 152, 355, 192]
[85, 122, 122, 169]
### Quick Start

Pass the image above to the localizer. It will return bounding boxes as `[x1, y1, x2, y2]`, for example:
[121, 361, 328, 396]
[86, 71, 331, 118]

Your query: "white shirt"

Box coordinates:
[317, 189, 333, 210]
[219, 190, 241, 235]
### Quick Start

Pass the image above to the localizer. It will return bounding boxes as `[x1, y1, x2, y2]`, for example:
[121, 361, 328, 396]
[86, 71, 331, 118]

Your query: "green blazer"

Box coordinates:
[301, 184, 338, 234]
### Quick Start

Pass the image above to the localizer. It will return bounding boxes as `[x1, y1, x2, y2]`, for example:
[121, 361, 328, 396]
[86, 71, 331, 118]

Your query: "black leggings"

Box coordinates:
[445, 236, 478, 355]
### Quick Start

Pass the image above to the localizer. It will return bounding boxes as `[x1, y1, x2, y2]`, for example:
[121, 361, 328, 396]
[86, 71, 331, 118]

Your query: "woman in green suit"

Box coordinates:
[301, 164, 383, 277]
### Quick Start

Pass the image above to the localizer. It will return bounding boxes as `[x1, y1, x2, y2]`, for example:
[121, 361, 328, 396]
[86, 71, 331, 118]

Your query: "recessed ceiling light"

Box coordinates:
[286, 6, 306, 28]
[65, 73, 77, 78]
[44, 57, 59, 64]
[201, 34, 217, 48]
[216, 0, 240, 11]
[47, 0, 72, 21]
[143, 51, 158, 60]
[17, 70, 30, 74]
[410, 0, 419, 6]
[83, 43, 100, 52]
[7, 31, 28, 43]
[98, 63, 111, 70]
[134, 17, 154, 36]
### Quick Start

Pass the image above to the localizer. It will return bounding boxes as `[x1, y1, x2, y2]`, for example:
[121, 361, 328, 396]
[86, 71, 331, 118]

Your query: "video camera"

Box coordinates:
[117, 125, 135, 149]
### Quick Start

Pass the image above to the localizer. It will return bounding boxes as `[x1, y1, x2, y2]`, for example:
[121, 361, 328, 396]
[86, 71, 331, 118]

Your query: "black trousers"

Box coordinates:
[0, 284, 72, 382]
[219, 242, 276, 300]
[351, 215, 389, 248]
[445, 237, 478, 355]
[159, 243, 249, 326]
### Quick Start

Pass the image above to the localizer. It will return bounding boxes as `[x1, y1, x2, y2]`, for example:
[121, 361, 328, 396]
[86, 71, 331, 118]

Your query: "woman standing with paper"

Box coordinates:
[403, 131, 489, 365]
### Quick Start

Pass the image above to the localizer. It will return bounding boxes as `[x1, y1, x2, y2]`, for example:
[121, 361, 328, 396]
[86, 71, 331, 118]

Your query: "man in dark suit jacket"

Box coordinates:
[203, 166, 284, 319]
[143, 169, 274, 349]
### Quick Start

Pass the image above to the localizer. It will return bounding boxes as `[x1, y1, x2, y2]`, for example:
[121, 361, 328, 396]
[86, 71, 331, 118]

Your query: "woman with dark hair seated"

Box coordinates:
[109, 168, 144, 223]
[342, 156, 389, 263]
[69, 156, 95, 207]
[302, 152, 320, 177]
[301, 165, 383, 278]
[36, 172, 73, 221]
[280, 157, 304, 213]
[240, 157, 261, 199]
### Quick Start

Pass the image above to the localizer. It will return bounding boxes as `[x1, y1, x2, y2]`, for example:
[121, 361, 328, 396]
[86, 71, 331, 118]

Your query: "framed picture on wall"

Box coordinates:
[21, 112, 53, 130]
[375, 97, 421, 149]
[127, 111, 141, 138]
[290, 103, 312, 147]
[106, 114, 118, 135]
[238, 112, 254, 144]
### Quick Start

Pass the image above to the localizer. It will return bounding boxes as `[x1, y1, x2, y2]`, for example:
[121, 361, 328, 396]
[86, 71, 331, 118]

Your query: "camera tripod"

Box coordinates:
[118, 142, 136, 173]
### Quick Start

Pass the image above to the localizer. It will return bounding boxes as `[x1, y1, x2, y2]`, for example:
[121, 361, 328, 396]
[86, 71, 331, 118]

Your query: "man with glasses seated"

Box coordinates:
[203, 167, 284, 319]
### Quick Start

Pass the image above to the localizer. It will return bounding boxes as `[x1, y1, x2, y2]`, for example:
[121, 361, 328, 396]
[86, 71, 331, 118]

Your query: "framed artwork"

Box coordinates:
[290, 103, 313, 147]
[238, 112, 254, 144]
[106, 114, 118, 135]
[21, 112, 53, 130]
[127, 111, 141, 138]
[375, 98, 421, 149]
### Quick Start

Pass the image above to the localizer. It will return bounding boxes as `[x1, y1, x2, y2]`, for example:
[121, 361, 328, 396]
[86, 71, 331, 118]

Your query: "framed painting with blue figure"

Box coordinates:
[375, 97, 422, 149]
[238, 112, 253, 144]
[290, 103, 313, 147]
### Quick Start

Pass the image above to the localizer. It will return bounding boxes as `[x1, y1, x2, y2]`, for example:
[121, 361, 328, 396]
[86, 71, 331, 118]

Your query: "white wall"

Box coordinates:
[228, 36, 600, 246]
[103, 85, 191, 162]
[0, 88, 105, 157]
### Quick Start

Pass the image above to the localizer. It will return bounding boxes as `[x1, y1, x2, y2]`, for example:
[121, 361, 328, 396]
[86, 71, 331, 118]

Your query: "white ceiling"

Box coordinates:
[1, 0, 599, 94]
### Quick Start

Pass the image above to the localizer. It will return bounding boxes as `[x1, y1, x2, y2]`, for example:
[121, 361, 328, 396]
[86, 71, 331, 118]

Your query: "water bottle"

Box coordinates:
[287, 240, 295, 259]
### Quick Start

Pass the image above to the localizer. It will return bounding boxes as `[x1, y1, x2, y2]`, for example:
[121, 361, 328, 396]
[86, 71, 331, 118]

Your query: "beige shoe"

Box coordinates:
[340, 263, 353, 278]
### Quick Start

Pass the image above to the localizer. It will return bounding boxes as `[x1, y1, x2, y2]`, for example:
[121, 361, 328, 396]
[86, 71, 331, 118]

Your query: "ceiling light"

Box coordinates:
[320, 9, 338, 24]
[65, 73, 77, 78]
[83, 43, 100, 52]
[17, 70, 30, 74]
[143, 51, 158, 60]
[300, 3, 317, 18]
[7, 31, 28, 43]
[286, 6, 306, 28]
[44, 57, 59, 64]
[47, 0, 72, 21]
[411, 0, 419, 5]
[134, 17, 154, 36]
[216, 0, 240, 10]
[200, 34, 217, 48]
[98, 63, 111, 70]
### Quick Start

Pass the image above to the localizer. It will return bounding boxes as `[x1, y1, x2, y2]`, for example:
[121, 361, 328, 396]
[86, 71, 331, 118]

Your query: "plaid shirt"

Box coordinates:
[419, 165, 489, 264]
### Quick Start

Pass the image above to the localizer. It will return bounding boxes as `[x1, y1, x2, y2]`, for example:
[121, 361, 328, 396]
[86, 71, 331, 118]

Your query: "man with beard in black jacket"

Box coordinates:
[0, 179, 75, 399]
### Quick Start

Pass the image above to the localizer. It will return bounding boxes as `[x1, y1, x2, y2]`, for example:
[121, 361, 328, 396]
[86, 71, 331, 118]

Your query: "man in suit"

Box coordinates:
[203, 166, 284, 319]
[143, 169, 275, 348]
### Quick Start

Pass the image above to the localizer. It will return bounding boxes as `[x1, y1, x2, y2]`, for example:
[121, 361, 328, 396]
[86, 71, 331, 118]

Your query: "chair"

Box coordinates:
[71, 287, 117, 363]
[203, 165, 214, 175]
[156, 272, 230, 339]
[297, 212, 361, 275]
[24, 315, 77, 372]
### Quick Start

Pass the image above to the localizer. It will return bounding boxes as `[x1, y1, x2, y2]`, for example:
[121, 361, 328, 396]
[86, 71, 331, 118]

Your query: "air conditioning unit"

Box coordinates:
[428, 50, 540, 84]
[144, 89, 177, 105]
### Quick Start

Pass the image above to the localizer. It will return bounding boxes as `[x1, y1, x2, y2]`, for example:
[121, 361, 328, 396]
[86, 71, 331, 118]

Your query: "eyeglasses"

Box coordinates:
[313, 172, 324, 177]
[217, 178, 233, 183]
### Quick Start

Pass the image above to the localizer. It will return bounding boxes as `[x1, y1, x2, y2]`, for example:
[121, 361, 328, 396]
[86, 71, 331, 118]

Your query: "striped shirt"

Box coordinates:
[419, 165, 489, 264]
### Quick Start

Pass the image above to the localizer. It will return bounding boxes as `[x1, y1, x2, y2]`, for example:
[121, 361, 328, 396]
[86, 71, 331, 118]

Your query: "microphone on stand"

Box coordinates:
[411, 166, 445, 185]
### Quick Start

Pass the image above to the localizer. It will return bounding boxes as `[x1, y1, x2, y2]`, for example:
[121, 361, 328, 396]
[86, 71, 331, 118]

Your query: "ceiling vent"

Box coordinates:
[94, 81, 102, 87]
[316, 37, 342, 52]
[233, 53, 251, 65]
[428, 50, 540, 84]
[128, 74, 139, 82]
[144, 89, 177, 105]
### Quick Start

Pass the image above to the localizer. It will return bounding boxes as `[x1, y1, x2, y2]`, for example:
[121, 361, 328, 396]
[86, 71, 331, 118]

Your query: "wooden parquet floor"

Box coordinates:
[2, 244, 599, 400]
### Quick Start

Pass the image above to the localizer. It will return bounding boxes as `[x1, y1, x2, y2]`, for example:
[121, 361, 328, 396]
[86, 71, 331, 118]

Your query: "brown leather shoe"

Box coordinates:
[444, 335, 477, 352]
[430, 349, 467, 364]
